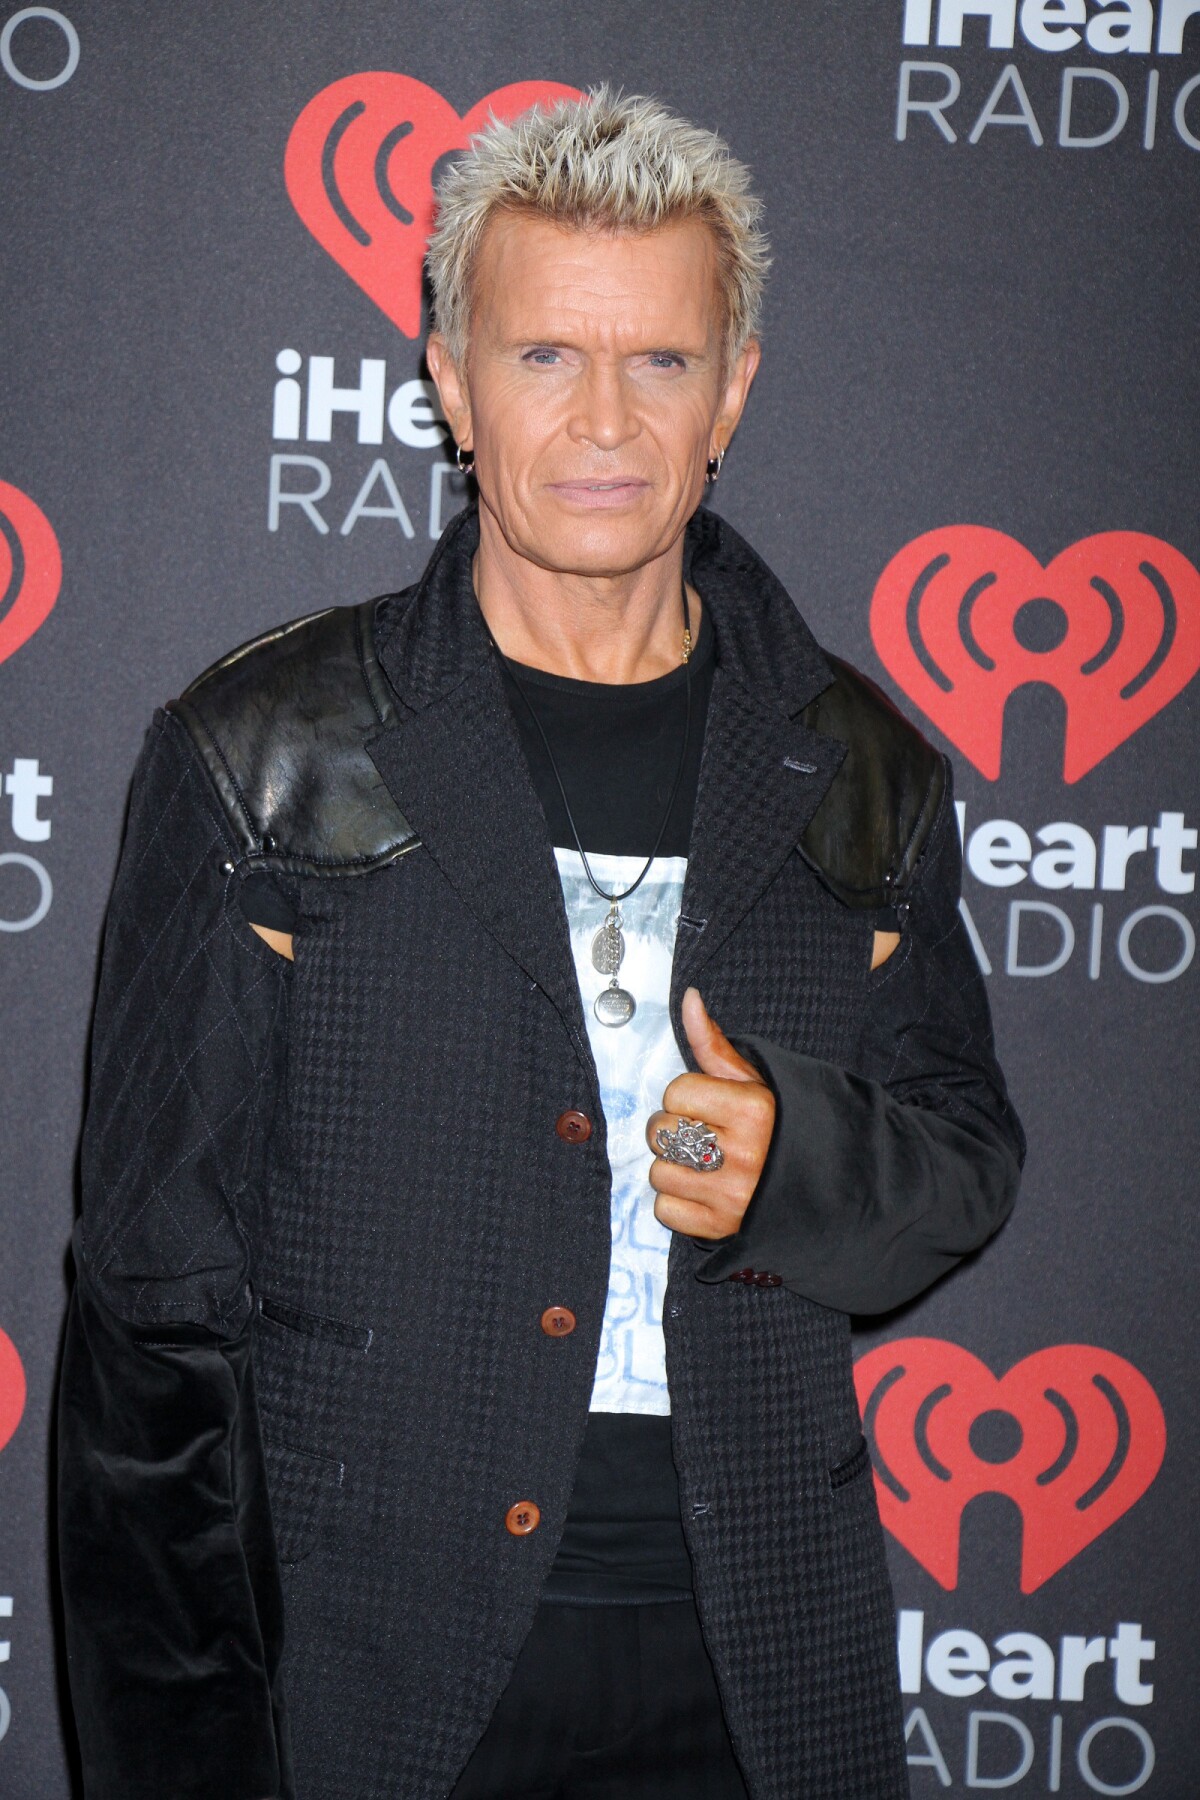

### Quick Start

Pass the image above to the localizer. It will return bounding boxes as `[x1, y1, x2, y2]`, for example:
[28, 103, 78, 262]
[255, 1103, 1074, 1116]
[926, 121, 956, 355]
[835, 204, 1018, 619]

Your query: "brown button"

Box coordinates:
[555, 1110, 592, 1143]
[754, 1272, 783, 1288]
[541, 1306, 577, 1337]
[505, 1500, 541, 1536]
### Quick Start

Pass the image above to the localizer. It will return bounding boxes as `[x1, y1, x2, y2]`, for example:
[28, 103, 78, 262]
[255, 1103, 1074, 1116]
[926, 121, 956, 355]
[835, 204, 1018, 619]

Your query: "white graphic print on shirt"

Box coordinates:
[554, 847, 688, 1416]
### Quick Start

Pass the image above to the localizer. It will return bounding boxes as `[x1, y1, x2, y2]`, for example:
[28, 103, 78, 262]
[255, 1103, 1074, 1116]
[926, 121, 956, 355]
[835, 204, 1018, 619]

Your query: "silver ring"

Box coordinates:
[655, 1117, 724, 1172]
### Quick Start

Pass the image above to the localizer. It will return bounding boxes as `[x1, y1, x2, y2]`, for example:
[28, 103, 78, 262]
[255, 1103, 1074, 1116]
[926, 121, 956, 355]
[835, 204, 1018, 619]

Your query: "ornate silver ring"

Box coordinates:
[655, 1117, 724, 1172]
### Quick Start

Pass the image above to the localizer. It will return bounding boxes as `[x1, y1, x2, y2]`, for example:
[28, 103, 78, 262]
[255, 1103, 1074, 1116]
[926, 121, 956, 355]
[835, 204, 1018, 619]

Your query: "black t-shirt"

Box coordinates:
[497, 601, 716, 1605]
[497, 602, 714, 861]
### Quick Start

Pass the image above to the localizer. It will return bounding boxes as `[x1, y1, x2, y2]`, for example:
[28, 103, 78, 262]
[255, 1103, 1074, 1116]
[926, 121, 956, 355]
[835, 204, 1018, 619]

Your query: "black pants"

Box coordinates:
[449, 1598, 752, 1800]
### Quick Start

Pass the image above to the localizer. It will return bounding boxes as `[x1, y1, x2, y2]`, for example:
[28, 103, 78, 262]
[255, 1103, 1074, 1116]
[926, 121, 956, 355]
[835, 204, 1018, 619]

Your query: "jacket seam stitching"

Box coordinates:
[170, 704, 259, 847]
[891, 754, 945, 894]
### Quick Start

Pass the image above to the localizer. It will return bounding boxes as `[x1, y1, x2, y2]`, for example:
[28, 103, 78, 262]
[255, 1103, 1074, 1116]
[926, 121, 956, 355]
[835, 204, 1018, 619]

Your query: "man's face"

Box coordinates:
[427, 212, 759, 579]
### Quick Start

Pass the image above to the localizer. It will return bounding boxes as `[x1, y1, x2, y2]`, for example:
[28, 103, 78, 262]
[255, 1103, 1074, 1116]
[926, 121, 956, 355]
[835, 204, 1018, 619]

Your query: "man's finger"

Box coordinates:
[681, 986, 759, 1082]
[652, 1191, 734, 1239]
[648, 1143, 757, 1207]
[657, 1072, 762, 1128]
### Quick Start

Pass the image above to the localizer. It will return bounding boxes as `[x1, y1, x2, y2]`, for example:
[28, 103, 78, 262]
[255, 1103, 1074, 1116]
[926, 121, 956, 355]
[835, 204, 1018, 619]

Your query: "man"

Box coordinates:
[58, 88, 1023, 1800]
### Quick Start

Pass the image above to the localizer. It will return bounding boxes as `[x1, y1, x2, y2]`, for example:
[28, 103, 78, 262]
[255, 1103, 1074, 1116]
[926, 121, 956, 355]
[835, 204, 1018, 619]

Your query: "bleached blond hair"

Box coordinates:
[426, 85, 770, 369]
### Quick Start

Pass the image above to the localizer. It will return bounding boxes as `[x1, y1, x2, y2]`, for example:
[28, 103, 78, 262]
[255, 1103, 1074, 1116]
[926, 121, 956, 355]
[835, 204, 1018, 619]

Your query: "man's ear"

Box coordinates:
[426, 333, 472, 453]
[713, 336, 761, 456]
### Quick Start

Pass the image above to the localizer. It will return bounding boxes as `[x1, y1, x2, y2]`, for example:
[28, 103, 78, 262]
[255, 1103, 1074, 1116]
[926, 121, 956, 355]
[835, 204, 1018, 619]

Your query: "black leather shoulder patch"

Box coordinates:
[798, 655, 946, 909]
[168, 599, 418, 875]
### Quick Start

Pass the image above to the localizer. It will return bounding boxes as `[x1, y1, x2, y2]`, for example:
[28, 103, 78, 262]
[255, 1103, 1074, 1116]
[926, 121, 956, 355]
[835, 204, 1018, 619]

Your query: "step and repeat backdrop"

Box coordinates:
[2, 3, 1197, 1795]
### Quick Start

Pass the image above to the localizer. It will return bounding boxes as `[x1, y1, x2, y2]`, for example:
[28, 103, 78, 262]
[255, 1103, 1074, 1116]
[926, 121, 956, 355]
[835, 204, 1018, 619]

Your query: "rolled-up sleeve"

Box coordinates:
[695, 767, 1024, 1314]
[58, 709, 291, 1800]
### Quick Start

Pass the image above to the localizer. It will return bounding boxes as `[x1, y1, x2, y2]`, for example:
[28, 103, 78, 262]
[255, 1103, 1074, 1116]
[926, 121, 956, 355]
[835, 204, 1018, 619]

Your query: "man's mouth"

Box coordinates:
[548, 477, 650, 499]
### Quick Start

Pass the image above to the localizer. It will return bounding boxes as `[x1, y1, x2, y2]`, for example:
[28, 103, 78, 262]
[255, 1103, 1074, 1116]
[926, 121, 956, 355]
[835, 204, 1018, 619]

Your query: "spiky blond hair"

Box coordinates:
[426, 85, 770, 368]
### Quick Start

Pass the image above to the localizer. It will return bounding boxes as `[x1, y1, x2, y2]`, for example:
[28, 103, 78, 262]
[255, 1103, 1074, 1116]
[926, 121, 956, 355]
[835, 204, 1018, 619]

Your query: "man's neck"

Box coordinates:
[471, 508, 702, 685]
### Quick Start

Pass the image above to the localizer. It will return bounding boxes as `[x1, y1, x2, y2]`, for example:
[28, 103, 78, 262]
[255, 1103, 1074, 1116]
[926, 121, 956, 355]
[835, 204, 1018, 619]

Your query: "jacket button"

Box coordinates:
[555, 1110, 592, 1143]
[754, 1271, 783, 1288]
[505, 1501, 541, 1535]
[541, 1306, 577, 1337]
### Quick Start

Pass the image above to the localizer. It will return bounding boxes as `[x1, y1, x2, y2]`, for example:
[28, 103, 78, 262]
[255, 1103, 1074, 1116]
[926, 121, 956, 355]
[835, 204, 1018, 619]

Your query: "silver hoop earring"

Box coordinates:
[455, 443, 475, 476]
[705, 448, 724, 483]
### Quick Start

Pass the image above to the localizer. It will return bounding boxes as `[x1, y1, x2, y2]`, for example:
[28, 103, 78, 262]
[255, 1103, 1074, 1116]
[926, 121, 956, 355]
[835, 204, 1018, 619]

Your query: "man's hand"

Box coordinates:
[646, 986, 776, 1240]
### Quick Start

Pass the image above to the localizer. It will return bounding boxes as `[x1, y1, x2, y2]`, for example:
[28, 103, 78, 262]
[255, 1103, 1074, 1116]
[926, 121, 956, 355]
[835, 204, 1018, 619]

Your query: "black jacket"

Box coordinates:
[58, 504, 1023, 1800]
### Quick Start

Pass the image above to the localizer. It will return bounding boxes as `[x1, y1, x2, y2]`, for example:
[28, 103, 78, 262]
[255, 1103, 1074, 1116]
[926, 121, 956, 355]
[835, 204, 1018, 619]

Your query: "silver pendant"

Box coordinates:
[595, 982, 636, 1028]
[591, 905, 625, 975]
[591, 903, 636, 1026]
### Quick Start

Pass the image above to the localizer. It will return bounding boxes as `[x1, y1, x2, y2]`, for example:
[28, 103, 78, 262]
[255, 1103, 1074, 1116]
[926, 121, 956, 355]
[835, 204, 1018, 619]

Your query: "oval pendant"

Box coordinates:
[591, 917, 625, 976]
[594, 984, 636, 1028]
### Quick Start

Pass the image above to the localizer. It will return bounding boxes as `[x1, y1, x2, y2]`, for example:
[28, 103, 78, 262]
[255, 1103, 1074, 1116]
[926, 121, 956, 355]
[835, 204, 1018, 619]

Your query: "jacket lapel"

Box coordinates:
[365, 503, 849, 1078]
[365, 510, 595, 1073]
[669, 672, 844, 1022]
[666, 513, 846, 1046]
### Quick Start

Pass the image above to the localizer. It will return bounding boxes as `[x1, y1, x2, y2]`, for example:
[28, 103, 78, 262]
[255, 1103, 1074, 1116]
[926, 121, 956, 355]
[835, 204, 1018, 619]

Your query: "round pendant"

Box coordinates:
[594, 984, 636, 1028]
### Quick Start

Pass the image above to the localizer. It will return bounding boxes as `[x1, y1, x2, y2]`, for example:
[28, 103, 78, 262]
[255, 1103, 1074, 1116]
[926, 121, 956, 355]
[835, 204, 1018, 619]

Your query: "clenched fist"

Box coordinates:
[646, 986, 775, 1241]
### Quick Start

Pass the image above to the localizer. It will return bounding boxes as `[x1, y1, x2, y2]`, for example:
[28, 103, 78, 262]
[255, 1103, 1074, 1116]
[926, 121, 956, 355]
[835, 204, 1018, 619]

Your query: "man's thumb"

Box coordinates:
[681, 986, 757, 1081]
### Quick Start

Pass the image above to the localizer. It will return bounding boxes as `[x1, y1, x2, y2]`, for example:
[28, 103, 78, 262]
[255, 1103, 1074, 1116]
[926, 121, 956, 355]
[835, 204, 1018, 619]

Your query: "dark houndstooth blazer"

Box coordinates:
[57, 504, 1023, 1799]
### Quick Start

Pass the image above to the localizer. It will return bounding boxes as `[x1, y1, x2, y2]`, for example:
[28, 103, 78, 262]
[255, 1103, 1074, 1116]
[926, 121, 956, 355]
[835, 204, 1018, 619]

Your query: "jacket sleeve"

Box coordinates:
[57, 709, 292, 1800]
[695, 765, 1025, 1313]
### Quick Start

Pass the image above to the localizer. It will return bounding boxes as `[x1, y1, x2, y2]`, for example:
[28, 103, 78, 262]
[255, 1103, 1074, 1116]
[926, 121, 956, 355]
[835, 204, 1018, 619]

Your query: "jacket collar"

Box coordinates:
[680, 504, 834, 719]
[367, 503, 846, 1085]
[375, 501, 835, 721]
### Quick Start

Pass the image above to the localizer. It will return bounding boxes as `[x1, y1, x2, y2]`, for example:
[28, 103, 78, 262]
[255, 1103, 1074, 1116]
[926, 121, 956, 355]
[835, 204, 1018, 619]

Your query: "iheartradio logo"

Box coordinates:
[855, 1338, 1166, 1593]
[0, 1328, 25, 1458]
[871, 528, 1200, 782]
[0, 481, 61, 670]
[285, 74, 582, 339]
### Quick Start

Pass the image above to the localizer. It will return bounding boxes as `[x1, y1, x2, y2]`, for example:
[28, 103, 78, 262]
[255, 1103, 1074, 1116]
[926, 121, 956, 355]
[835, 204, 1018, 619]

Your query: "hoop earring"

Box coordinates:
[455, 443, 475, 476]
[705, 448, 724, 484]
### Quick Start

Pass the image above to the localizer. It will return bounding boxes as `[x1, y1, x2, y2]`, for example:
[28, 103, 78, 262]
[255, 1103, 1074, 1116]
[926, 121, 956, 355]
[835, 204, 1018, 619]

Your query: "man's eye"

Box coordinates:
[523, 348, 561, 365]
[648, 353, 685, 369]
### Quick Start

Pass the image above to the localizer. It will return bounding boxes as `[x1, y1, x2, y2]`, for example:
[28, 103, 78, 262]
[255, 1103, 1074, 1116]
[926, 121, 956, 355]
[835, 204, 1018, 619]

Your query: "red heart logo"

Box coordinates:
[870, 527, 1200, 781]
[0, 1328, 26, 1457]
[285, 74, 583, 338]
[855, 1338, 1166, 1593]
[0, 481, 62, 669]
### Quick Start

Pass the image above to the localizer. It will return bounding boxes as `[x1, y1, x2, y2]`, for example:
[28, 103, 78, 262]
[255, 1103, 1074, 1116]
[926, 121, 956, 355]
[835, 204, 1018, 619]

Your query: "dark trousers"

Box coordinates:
[448, 1597, 752, 1800]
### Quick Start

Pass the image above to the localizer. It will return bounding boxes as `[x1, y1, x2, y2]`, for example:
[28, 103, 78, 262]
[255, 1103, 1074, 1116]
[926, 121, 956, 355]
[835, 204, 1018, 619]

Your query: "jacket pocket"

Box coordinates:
[262, 1436, 344, 1566]
[829, 1434, 871, 1492]
[257, 1292, 372, 1351]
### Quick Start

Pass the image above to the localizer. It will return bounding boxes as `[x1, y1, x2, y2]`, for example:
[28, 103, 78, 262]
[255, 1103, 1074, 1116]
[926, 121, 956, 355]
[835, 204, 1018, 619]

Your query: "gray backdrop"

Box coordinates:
[2, 3, 1197, 1794]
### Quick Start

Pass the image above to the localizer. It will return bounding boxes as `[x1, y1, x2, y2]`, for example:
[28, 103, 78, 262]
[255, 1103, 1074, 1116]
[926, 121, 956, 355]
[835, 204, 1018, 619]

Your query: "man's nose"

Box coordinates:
[566, 362, 640, 453]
